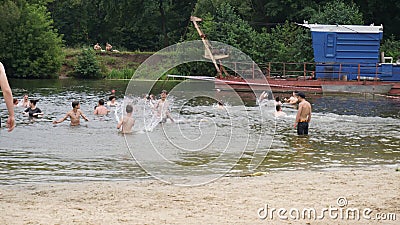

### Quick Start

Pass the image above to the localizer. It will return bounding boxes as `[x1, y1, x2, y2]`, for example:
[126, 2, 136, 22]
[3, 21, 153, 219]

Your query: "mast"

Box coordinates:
[190, 16, 222, 76]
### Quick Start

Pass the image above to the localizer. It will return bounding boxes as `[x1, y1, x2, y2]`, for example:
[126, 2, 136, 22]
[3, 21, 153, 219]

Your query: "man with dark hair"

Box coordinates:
[53, 101, 89, 126]
[117, 105, 135, 133]
[294, 92, 312, 135]
[94, 99, 110, 115]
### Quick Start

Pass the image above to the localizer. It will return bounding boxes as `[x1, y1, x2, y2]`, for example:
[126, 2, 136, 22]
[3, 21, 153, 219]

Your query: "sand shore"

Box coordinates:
[0, 168, 399, 224]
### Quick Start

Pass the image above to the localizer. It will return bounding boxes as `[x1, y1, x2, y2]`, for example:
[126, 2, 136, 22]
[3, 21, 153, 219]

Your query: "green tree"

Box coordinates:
[380, 35, 400, 60]
[0, 0, 63, 78]
[309, 0, 364, 25]
[73, 49, 102, 79]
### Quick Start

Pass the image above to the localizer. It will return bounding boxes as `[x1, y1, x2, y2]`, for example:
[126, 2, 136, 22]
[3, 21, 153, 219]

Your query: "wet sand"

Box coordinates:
[0, 168, 399, 224]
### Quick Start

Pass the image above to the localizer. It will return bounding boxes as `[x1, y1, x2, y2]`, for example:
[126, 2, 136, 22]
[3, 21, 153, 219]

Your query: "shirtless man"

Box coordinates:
[0, 62, 15, 132]
[294, 92, 311, 135]
[117, 105, 135, 133]
[154, 90, 174, 123]
[53, 101, 89, 126]
[285, 91, 298, 104]
[94, 43, 102, 51]
[94, 99, 110, 115]
[106, 42, 112, 51]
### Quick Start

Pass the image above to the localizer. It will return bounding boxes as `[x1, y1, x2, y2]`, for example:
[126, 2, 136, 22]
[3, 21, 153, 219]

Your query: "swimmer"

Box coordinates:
[13, 98, 19, 107]
[274, 105, 287, 117]
[285, 91, 298, 105]
[154, 90, 174, 123]
[23, 99, 43, 117]
[94, 99, 110, 115]
[117, 105, 135, 133]
[53, 101, 89, 126]
[107, 95, 118, 107]
[19, 94, 30, 108]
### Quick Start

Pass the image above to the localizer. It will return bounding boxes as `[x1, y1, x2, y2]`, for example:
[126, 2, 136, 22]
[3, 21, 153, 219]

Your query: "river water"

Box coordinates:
[0, 79, 399, 185]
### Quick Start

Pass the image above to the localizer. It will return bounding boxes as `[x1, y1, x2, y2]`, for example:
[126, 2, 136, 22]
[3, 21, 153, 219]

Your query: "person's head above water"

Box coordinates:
[29, 99, 39, 106]
[99, 99, 105, 105]
[72, 101, 80, 108]
[126, 104, 133, 113]
[109, 95, 116, 101]
[296, 92, 306, 99]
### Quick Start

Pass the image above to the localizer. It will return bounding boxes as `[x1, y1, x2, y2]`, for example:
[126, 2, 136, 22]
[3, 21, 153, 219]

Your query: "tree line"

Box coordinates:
[0, 0, 399, 78]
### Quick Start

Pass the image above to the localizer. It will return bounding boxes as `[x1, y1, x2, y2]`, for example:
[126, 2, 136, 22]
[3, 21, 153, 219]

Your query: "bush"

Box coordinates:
[0, 1, 63, 78]
[73, 49, 102, 79]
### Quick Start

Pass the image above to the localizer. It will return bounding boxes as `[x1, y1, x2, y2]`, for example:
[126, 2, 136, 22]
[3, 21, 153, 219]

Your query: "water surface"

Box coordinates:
[0, 79, 399, 184]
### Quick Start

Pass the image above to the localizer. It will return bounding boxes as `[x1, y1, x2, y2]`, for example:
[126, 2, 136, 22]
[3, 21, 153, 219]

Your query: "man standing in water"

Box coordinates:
[0, 62, 15, 132]
[53, 101, 89, 126]
[294, 92, 311, 135]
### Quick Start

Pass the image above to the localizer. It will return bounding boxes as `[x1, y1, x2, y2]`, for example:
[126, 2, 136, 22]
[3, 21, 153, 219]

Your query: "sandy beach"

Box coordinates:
[0, 168, 399, 224]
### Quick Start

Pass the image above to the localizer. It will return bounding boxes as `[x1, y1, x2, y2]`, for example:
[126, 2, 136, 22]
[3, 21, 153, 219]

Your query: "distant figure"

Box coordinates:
[106, 42, 112, 51]
[275, 96, 282, 106]
[154, 90, 174, 123]
[19, 94, 30, 108]
[117, 105, 135, 133]
[94, 43, 102, 51]
[94, 99, 110, 115]
[0, 62, 15, 132]
[107, 95, 118, 107]
[53, 101, 89, 126]
[285, 91, 298, 104]
[13, 98, 19, 107]
[217, 101, 224, 109]
[396, 56, 400, 64]
[258, 91, 269, 104]
[294, 92, 312, 135]
[274, 105, 286, 117]
[23, 99, 43, 117]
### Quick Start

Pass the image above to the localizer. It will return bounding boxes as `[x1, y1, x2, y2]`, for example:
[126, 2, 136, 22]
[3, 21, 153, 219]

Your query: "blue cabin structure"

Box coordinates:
[301, 23, 400, 81]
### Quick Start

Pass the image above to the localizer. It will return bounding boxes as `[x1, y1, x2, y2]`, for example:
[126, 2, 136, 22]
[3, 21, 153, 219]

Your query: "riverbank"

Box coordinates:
[1, 168, 398, 224]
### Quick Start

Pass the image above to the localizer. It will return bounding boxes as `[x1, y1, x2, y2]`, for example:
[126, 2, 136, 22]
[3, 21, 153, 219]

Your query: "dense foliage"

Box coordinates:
[73, 49, 102, 79]
[1, 0, 400, 78]
[0, 0, 63, 78]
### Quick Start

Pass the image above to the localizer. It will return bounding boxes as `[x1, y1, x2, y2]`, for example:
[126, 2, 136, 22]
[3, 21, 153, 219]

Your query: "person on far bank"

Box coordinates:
[294, 92, 311, 135]
[0, 62, 15, 132]
[106, 42, 112, 51]
[53, 101, 89, 126]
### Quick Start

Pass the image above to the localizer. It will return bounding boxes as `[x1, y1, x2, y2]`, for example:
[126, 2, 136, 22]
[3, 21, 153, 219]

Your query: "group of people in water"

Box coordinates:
[9, 88, 175, 134]
[261, 90, 312, 135]
[2, 61, 311, 136]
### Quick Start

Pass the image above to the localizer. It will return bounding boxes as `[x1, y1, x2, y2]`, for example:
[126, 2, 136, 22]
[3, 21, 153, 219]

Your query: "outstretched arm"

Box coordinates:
[0, 62, 15, 132]
[80, 110, 89, 121]
[53, 113, 69, 124]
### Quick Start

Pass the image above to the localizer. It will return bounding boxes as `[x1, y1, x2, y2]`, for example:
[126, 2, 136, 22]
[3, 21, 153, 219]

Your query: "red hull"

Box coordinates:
[214, 78, 400, 95]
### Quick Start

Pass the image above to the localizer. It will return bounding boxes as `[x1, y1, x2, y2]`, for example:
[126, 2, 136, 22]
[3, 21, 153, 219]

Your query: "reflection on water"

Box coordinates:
[0, 79, 399, 184]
